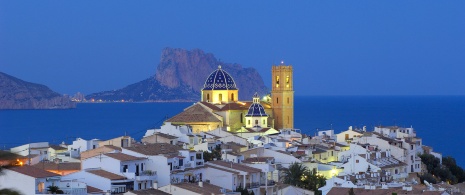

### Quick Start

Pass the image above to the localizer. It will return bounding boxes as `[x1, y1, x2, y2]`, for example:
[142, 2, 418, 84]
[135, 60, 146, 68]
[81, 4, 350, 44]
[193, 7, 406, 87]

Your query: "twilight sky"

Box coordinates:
[0, 1, 464, 96]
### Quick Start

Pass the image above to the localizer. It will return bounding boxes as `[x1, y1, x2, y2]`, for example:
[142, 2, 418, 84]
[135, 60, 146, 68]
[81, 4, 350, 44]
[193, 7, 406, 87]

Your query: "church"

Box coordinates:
[165, 63, 294, 134]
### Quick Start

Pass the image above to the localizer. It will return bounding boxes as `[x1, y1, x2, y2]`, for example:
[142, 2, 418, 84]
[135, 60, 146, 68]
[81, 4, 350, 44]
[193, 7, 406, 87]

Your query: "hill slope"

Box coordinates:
[0, 72, 76, 109]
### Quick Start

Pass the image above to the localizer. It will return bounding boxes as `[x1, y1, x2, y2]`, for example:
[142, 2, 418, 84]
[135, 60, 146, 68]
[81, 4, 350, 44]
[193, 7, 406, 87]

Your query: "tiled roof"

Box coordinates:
[208, 160, 261, 173]
[173, 181, 232, 195]
[86, 185, 105, 193]
[205, 165, 240, 174]
[127, 189, 171, 195]
[105, 153, 146, 161]
[32, 162, 81, 171]
[7, 165, 60, 178]
[0, 150, 28, 161]
[166, 103, 222, 123]
[152, 132, 178, 140]
[49, 145, 67, 150]
[86, 169, 126, 180]
[125, 143, 181, 156]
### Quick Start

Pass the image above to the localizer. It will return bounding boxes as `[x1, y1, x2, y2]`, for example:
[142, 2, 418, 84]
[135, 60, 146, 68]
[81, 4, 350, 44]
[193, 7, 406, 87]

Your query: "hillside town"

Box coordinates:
[1, 64, 463, 195]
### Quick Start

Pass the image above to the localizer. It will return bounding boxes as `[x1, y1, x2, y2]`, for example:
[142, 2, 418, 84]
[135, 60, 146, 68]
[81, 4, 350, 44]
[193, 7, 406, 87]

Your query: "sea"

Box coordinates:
[1, 96, 464, 167]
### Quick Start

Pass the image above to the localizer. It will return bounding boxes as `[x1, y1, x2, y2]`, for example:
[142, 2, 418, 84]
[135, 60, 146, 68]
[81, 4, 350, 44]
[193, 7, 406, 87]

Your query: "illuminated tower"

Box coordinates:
[271, 63, 294, 129]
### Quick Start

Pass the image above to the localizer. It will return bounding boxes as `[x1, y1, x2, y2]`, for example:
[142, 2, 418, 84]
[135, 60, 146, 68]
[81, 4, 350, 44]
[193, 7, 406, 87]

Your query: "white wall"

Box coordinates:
[205, 167, 236, 190]
[0, 169, 37, 195]
[122, 149, 171, 187]
[62, 170, 112, 192]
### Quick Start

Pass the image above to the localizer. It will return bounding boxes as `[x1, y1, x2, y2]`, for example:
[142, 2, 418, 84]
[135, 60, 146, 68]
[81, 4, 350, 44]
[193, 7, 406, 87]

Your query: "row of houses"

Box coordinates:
[0, 123, 459, 195]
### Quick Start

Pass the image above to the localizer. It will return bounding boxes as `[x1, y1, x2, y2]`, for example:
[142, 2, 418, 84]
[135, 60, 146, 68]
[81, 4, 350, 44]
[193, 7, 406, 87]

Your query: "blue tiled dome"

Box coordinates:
[246, 103, 268, 117]
[203, 65, 237, 90]
[246, 93, 268, 117]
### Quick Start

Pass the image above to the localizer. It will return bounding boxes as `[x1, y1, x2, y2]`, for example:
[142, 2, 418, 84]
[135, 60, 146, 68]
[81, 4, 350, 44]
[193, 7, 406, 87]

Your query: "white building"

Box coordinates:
[0, 165, 62, 195]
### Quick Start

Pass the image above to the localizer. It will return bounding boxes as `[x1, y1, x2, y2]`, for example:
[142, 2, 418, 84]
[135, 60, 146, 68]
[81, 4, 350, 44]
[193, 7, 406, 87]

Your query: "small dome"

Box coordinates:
[203, 65, 237, 90]
[246, 102, 268, 117]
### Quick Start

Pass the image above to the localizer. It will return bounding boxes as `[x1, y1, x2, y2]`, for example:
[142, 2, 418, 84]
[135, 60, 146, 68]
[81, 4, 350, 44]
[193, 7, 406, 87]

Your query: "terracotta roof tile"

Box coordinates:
[86, 185, 105, 193]
[32, 162, 81, 171]
[166, 103, 222, 123]
[86, 169, 126, 180]
[127, 189, 171, 195]
[7, 165, 60, 178]
[105, 153, 146, 161]
[124, 143, 181, 156]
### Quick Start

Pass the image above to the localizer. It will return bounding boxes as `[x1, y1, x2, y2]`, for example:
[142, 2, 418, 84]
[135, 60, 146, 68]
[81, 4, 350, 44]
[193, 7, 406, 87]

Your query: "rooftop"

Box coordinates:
[32, 162, 81, 170]
[173, 181, 232, 195]
[208, 160, 261, 173]
[124, 143, 181, 156]
[7, 165, 60, 178]
[105, 153, 146, 162]
[86, 169, 126, 180]
[166, 103, 222, 123]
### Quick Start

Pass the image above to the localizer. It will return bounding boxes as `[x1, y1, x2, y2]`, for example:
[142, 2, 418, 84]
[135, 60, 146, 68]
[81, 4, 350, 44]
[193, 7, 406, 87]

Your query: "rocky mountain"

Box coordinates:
[86, 48, 269, 102]
[0, 72, 76, 109]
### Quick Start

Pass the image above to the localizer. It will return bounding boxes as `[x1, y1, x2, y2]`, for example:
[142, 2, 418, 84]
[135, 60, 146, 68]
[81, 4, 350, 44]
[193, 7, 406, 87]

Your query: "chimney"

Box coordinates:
[199, 181, 203, 187]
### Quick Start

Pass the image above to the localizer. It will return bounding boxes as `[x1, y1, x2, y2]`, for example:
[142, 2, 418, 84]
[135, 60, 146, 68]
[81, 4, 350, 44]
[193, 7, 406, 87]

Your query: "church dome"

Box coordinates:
[246, 93, 268, 117]
[203, 65, 237, 90]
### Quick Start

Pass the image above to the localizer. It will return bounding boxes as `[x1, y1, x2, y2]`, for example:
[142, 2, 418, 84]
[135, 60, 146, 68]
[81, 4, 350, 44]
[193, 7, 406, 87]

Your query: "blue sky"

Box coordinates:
[0, 1, 464, 96]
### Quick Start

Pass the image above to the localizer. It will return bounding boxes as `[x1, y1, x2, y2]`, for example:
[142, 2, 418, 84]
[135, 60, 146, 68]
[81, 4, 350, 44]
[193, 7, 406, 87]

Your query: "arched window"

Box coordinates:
[276, 97, 279, 104]
[248, 120, 250, 125]
[263, 119, 265, 124]
[276, 76, 280, 87]
[240, 113, 243, 123]
[206, 94, 210, 102]
[231, 93, 234, 101]
[287, 97, 289, 104]
[255, 120, 258, 125]
[219, 94, 222, 102]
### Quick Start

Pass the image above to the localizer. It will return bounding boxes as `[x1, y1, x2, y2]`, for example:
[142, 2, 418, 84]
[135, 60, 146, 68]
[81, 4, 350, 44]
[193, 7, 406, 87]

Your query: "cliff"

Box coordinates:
[86, 48, 269, 102]
[0, 72, 76, 109]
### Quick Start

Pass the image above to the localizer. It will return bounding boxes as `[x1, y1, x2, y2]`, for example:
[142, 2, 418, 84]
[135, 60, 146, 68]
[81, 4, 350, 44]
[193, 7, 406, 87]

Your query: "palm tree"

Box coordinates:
[280, 162, 307, 187]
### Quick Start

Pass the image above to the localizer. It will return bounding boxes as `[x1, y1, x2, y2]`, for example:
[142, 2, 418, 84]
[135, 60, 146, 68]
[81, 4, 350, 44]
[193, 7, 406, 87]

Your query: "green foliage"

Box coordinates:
[419, 173, 437, 184]
[0, 189, 22, 195]
[203, 145, 222, 162]
[419, 153, 440, 173]
[281, 162, 307, 187]
[235, 185, 252, 195]
[47, 185, 63, 194]
[281, 162, 326, 195]
[442, 156, 465, 183]
[301, 170, 326, 195]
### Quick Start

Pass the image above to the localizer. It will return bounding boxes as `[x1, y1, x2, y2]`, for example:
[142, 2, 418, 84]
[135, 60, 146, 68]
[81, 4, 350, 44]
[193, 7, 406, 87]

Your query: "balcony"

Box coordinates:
[245, 182, 260, 189]
[136, 170, 157, 181]
[260, 180, 276, 186]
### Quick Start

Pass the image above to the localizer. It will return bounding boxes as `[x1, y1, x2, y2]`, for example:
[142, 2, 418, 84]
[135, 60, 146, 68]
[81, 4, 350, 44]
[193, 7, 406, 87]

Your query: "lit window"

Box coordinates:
[286, 76, 289, 87]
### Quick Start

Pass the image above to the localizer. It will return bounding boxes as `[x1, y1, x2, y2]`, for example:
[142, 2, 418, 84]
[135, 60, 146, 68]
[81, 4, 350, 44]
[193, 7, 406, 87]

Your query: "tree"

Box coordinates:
[419, 154, 440, 173]
[281, 162, 307, 187]
[203, 145, 222, 162]
[301, 170, 326, 195]
[47, 185, 64, 194]
[442, 156, 465, 183]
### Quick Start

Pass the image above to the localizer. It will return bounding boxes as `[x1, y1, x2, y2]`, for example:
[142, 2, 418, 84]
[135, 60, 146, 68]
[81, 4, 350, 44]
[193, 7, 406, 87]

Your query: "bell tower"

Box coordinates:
[271, 62, 294, 130]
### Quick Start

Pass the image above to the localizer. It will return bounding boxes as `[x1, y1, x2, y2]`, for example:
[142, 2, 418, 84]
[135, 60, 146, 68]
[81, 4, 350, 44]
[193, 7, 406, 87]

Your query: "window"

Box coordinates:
[231, 93, 234, 101]
[286, 76, 290, 87]
[123, 165, 128, 172]
[411, 145, 414, 150]
[38, 182, 45, 193]
[248, 120, 250, 125]
[240, 113, 243, 123]
[276, 97, 279, 104]
[263, 119, 265, 125]
[219, 94, 222, 102]
[331, 151, 334, 156]
[356, 160, 359, 163]
[190, 156, 194, 161]
[287, 97, 289, 104]
[207, 94, 210, 102]
[276, 76, 280, 87]
[255, 120, 258, 125]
